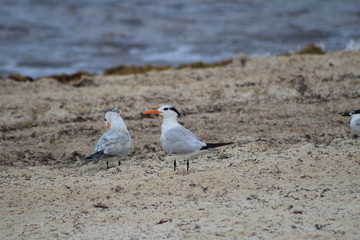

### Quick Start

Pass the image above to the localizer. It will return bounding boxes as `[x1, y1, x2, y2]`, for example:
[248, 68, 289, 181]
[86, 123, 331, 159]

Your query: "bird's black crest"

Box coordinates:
[170, 106, 181, 117]
[343, 109, 360, 116]
[105, 107, 119, 114]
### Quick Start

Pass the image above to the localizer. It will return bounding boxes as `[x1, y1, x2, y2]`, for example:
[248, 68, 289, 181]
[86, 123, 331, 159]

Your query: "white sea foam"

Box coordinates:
[345, 40, 360, 51]
[143, 46, 203, 63]
[143, 45, 235, 64]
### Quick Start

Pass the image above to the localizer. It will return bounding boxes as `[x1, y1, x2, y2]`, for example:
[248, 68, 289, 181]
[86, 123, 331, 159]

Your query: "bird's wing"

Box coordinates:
[161, 126, 206, 155]
[94, 129, 132, 157]
[82, 150, 114, 162]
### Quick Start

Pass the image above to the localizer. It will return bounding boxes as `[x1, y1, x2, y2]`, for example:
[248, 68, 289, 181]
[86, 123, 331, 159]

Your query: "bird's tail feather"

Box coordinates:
[82, 150, 114, 162]
[201, 142, 233, 150]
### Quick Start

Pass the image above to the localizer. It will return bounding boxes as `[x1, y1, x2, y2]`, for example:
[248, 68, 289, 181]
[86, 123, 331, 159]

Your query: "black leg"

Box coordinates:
[174, 159, 177, 171]
[106, 161, 109, 169]
[118, 160, 121, 166]
[186, 159, 189, 171]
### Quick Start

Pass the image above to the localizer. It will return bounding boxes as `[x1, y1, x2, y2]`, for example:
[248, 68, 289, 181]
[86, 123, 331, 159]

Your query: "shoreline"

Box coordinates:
[2, 43, 325, 83]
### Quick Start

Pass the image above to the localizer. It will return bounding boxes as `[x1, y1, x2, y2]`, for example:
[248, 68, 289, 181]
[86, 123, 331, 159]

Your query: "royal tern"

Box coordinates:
[82, 108, 132, 168]
[144, 105, 233, 171]
[342, 109, 360, 136]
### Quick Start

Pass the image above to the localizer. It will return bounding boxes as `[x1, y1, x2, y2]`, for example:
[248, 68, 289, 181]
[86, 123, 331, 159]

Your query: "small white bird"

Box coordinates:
[144, 105, 233, 171]
[83, 108, 132, 168]
[342, 109, 360, 136]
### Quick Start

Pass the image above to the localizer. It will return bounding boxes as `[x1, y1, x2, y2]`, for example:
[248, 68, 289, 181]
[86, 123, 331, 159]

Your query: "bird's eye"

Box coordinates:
[163, 107, 169, 111]
[104, 118, 107, 122]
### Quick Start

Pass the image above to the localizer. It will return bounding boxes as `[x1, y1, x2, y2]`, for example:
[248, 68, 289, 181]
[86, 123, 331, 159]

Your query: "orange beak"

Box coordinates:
[106, 122, 111, 129]
[143, 109, 162, 114]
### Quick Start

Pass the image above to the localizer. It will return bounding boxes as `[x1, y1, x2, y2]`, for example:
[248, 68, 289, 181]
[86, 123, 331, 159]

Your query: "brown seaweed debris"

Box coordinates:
[103, 59, 233, 76]
[6, 58, 234, 83]
[43, 71, 95, 84]
[280, 43, 326, 56]
[176, 59, 233, 69]
[104, 64, 171, 75]
[296, 44, 325, 55]
[7, 74, 34, 82]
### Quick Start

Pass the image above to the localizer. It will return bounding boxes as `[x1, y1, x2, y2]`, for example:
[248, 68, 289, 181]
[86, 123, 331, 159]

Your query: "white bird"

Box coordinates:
[342, 109, 360, 136]
[144, 105, 233, 171]
[82, 108, 132, 168]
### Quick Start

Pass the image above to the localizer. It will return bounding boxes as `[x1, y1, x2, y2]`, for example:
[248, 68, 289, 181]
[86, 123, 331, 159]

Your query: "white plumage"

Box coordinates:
[343, 110, 360, 136]
[83, 109, 132, 168]
[144, 105, 232, 171]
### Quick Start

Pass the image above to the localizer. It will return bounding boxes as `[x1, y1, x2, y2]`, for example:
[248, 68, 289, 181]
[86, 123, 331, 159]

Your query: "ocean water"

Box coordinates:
[0, 0, 359, 78]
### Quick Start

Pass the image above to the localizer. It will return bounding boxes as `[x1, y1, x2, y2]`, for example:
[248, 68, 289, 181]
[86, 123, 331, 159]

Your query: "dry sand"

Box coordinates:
[1, 51, 360, 239]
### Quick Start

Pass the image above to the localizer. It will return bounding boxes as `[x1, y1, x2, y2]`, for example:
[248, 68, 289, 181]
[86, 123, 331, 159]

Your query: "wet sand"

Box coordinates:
[1, 51, 360, 239]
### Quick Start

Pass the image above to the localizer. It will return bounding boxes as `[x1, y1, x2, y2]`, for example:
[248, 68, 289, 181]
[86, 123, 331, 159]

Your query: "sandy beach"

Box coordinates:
[1, 51, 360, 239]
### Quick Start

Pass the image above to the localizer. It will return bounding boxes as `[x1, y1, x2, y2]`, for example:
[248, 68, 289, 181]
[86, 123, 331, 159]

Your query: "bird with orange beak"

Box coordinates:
[82, 108, 132, 169]
[144, 105, 233, 171]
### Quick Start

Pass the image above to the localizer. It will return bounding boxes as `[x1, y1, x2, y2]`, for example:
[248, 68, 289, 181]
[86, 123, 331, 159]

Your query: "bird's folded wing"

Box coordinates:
[94, 129, 132, 156]
[161, 127, 206, 154]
